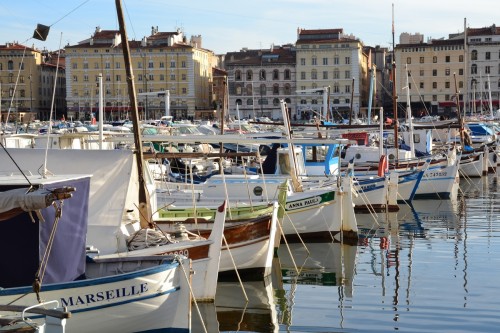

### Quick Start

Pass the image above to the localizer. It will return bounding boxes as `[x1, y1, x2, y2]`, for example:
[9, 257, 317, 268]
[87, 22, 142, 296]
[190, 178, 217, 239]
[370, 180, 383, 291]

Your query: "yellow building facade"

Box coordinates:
[0, 43, 65, 122]
[295, 28, 370, 120]
[65, 27, 215, 121]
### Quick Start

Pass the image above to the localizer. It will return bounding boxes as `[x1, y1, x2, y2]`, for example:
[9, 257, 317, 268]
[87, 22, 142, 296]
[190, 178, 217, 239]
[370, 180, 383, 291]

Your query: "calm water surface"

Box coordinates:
[195, 174, 500, 333]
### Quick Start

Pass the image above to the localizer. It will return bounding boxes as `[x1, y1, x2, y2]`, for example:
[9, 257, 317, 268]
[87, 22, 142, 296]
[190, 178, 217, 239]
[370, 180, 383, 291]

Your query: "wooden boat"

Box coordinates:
[155, 202, 279, 281]
[0, 148, 227, 303]
[0, 173, 191, 332]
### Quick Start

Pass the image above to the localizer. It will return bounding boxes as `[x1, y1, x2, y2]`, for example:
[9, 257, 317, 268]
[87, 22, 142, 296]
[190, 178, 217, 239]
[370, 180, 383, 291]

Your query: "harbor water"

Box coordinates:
[195, 174, 500, 332]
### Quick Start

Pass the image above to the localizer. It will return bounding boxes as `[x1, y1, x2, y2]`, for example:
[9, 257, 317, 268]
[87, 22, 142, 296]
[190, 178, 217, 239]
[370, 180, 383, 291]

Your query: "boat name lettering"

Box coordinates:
[426, 171, 447, 177]
[160, 249, 190, 257]
[60, 283, 148, 307]
[360, 184, 376, 190]
[286, 196, 321, 210]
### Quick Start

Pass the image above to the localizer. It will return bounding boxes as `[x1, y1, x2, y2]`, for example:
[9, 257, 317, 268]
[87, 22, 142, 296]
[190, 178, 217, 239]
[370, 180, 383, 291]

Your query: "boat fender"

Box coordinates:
[378, 155, 388, 177]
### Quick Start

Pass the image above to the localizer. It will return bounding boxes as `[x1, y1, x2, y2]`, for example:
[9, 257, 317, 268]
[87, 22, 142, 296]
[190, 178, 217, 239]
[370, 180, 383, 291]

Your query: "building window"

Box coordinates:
[170, 74, 175, 80]
[459, 81, 463, 88]
[312, 57, 317, 65]
[471, 64, 477, 74]
[311, 70, 317, 80]
[420, 69, 424, 76]
[84, 75, 89, 82]
[148, 61, 154, 68]
[459, 55, 464, 62]
[433, 56, 437, 63]
[284, 69, 291, 80]
[181, 61, 186, 68]
[83, 62, 89, 69]
[182, 88, 187, 94]
[445, 81, 450, 89]
[116, 62, 121, 69]
[105, 62, 110, 69]
[471, 50, 477, 61]
[432, 69, 437, 76]
[445, 68, 450, 76]
[246, 84, 252, 95]
[432, 82, 437, 89]
[406, 57, 411, 64]
[235, 99, 242, 105]
[433, 95, 437, 101]
[345, 85, 350, 93]
[323, 58, 328, 65]
[181, 74, 186, 81]
[273, 84, 279, 95]
[73, 76, 78, 82]
[149, 74, 154, 81]
[273, 69, 279, 80]
[170, 61, 176, 68]
[485, 66, 491, 74]
[334, 56, 339, 65]
[333, 84, 339, 93]
[445, 56, 450, 63]
[247, 98, 253, 105]
[94, 62, 99, 69]
[486, 52, 491, 60]
[116, 75, 121, 81]
[420, 82, 424, 89]
[323, 71, 328, 79]
[138, 62, 143, 69]
[301, 72, 306, 80]
[138, 74, 143, 81]
[246, 70, 253, 80]
[273, 98, 280, 106]
[260, 84, 266, 95]
[160, 74, 165, 81]
[258, 98, 268, 105]
[419, 57, 424, 63]
[72, 63, 78, 69]
[459, 68, 464, 75]
[334, 69, 339, 79]
[105, 74, 111, 81]
[345, 57, 350, 64]
[235, 70, 242, 81]
[345, 70, 350, 79]
[284, 83, 291, 95]
[260, 70, 266, 80]
[300, 58, 306, 66]
[235, 85, 242, 95]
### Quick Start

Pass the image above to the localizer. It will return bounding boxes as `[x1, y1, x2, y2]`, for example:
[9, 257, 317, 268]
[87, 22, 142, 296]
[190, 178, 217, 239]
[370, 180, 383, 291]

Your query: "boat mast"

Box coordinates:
[392, 3, 399, 161]
[115, 0, 152, 228]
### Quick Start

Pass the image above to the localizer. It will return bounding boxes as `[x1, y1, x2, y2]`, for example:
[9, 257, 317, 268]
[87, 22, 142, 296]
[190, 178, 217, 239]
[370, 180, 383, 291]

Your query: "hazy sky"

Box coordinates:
[0, 0, 497, 54]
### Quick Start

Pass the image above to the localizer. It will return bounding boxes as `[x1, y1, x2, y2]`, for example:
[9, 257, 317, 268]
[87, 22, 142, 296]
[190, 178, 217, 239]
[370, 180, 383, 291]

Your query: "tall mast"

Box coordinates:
[115, 0, 152, 228]
[392, 3, 399, 161]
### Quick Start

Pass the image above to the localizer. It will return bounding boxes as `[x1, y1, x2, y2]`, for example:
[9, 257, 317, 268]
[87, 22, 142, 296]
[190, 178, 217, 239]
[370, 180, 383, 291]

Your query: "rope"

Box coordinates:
[176, 256, 208, 333]
[33, 200, 64, 303]
[127, 228, 173, 251]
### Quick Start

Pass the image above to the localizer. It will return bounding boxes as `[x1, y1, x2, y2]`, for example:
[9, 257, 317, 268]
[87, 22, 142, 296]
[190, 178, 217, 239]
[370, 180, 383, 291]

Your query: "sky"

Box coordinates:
[0, 0, 498, 55]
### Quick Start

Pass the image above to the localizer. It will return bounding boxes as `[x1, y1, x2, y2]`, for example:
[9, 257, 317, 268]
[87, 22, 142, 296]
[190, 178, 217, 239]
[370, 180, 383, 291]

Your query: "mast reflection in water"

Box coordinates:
[196, 175, 499, 332]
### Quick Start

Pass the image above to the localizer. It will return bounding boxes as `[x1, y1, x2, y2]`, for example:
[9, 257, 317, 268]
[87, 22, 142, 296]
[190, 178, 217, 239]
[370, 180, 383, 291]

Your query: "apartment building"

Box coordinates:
[64, 26, 216, 121]
[395, 24, 500, 117]
[0, 43, 65, 122]
[467, 25, 500, 114]
[295, 28, 370, 121]
[225, 45, 296, 120]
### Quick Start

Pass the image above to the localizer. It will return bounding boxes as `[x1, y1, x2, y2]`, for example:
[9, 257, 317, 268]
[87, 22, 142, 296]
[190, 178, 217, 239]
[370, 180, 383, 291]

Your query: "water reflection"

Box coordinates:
[194, 276, 278, 332]
[195, 175, 500, 332]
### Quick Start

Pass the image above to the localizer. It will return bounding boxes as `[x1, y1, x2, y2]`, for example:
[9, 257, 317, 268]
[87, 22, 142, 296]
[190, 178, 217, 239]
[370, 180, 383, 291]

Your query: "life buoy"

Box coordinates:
[378, 155, 388, 177]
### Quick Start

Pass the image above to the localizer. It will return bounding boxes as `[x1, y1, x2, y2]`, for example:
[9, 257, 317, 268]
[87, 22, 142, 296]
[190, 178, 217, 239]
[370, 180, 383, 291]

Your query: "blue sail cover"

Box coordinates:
[0, 176, 90, 288]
